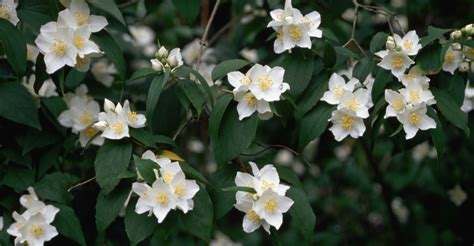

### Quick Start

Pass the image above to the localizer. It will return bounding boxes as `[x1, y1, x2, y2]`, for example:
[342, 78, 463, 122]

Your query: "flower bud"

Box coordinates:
[93, 121, 108, 131]
[385, 38, 396, 50]
[104, 99, 115, 112]
[459, 61, 470, 72]
[450, 30, 462, 40]
[167, 55, 179, 68]
[150, 59, 163, 72]
[157, 46, 168, 58]
[451, 42, 462, 51]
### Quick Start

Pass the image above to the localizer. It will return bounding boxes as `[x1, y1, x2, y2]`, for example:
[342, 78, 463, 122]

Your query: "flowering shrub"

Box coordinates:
[0, 0, 473, 245]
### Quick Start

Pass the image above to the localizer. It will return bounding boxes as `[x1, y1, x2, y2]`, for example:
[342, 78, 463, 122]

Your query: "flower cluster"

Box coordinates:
[0, 0, 19, 25]
[22, 76, 59, 102]
[93, 99, 146, 140]
[150, 46, 183, 73]
[376, 31, 422, 78]
[234, 162, 294, 234]
[91, 59, 118, 87]
[131, 151, 200, 223]
[267, 0, 322, 54]
[227, 64, 290, 120]
[384, 67, 436, 139]
[35, 0, 107, 74]
[321, 73, 373, 141]
[444, 23, 474, 74]
[7, 187, 59, 246]
[58, 84, 104, 147]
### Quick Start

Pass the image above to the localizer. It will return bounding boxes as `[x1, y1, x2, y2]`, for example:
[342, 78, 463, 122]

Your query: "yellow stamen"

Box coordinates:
[85, 127, 97, 137]
[0, 5, 11, 19]
[112, 122, 124, 134]
[257, 75, 272, 90]
[406, 73, 415, 81]
[80, 112, 92, 125]
[445, 51, 455, 64]
[403, 40, 413, 50]
[162, 172, 173, 184]
[409, 112, 420, 126]
[408, 90, 420, 102]
[243, 93, 257, 106]
[345, 97, 360, 111]
[74, 13, 89, 26]
[174, 184, 185, 198]
[341, 115, 354, 130]
[128, 111, 137, 122]
[260, 180, 274, 191]
[289, 25, 302, 41]
[264, 199, 277, 214]
[392, 99, 405, 111]
[155, 192, 169, 205]
[30, 225, 44, 238]
[73, 36, 86, 49]
[52, 41, 67, 56]
[391, 56, 403, 69]
[246, 209, 261, 224]
[334, 87, 343, 97]
[277, 31, 284, 40]
[76, 56, 88, 66]
[240, 76, 251, 85]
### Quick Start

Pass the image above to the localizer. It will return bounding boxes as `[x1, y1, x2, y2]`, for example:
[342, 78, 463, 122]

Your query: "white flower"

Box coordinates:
[248, 162, 289, 196]
[121, 100, 146, 128]
[394, 30, 422, 56]
[75, 52, 103, 72]
[442, 47, 464, 74]
[240, 48, 259, 63]
[234, 90, 272, 121]
[167, 48, 183, 69]
[197, 63, 217, 86]
[337, 88, 371, 118]
[384, 89, 407, 118]
[128, 25, 155, 47]
[91, 60, 117, 87]
[141, 150, 172, 167]
[58, 95, 100, 132]
[235, 171, 257, 205]
[168, 171, 200, 213]
[302, 11, 322, 38]
[59, 0, 108, 32]
[377, 50, 415, 78]
[96, 109, 129, 140]
[79, 127, 104, 147]
[159, 162, 183, 185]
[234, 201, 271, 234]
[146, 179, 178, 223]
[253, 189, 293, 230]
[150, 58, 164, 72]
[18, 213, 59, 246]
[461, 83, 474, 113]
[227, 71, 252, 93]
[463, 46, 474, 60]
[321, 73, 360, 105]
[35, 23, 77, 74]
[27, 44, 40, 63]
[38, 79, 59, 97]
[182, 39, 215, 65]
[0, 0, 19, 25]
[247, 64, 290, 102]
[398, 66, 430, 89]
[399, 82, 435, 106]
[396, 103, 436, 139]
[448, 184, 467, 206]
[267, 0, 298, 28]
[391, 197, 409, 224]
[132, 182, 154, 215]
[329, 108, 366, 141]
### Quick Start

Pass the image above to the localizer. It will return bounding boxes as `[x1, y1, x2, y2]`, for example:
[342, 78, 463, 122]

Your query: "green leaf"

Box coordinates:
[125, 199, 158, 244]
[95, 185, 130, 231]
[92, 31, 126, 81]
[210, 96, 259, 166]
[281, 51, 315, 99]
[94, 140, 133, 194]
[323, 42, 337, 68]
[54, 204, 86, 246]
[65, 69, 86, 89]
[128, 67, 157, 82]
[146, 72, 170, 123]
[427, 107, 445, 158]
[178, 79, 206, 116]
[88, 0, 126, 25]
[371, 69, 393, 102]
[176, 66, 215, 106]
[296, 69, 329, 116]
[0, 82, 41, 129]
[180, 187, 213, 241]
[0, 19, 27, 76]
[370, 32, 388, 53]
[420, 26, 452, 47]
[209, 164, 240, 219]
[352, 57, 375, 82]
[130, 127, 156, 149]
[417, 43, 442, 73]
[133, 155, 157, 184]
[275, 166, 304, 190]
[431, 88, 469, 136]
[287, 188, 316, 242]
[212, 59, 250, 82]
[181, 162, 208, 184]
[17, 0, 54, 30]
[298, 103, 335, 150]
[34, 173, 74, 204]
[2, 166, 35, 190]
[221, 186, 256, 193]
[173, 0, 201, 23]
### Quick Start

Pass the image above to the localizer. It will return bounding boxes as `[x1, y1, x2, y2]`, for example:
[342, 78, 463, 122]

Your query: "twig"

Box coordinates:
[131, 137, 148, 149]
[232, 157, 247, 173]
[68, 176, 96, 192]
[342, 0, 367, 56]
[208, 13, 244, 46]
[172, 116, 194, 141]
[196, 0, 221, 70]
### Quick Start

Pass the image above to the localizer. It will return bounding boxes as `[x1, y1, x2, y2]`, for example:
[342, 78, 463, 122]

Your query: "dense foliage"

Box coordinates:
[1, 0, 474, 245]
